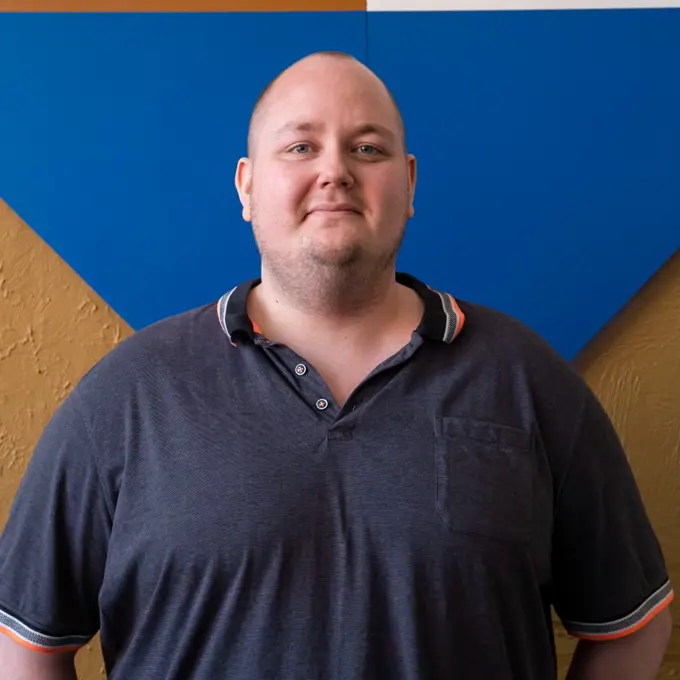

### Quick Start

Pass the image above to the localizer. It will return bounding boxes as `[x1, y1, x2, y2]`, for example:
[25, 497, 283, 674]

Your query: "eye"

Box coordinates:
[289, 143, 312, 154]
[356, 144, 382, 156]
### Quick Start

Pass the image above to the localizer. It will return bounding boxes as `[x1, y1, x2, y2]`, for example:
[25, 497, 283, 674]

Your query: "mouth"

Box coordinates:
[307, 211, 362, 222]
[307, 203, 361, 217]
[310, 209, 359, 216]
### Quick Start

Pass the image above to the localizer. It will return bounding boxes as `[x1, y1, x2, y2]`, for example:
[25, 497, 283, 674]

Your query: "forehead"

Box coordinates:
[259, 59, 400, 139]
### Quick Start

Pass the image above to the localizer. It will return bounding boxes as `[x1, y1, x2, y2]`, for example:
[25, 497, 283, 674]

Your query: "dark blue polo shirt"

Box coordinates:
[0, 273, 673, 679]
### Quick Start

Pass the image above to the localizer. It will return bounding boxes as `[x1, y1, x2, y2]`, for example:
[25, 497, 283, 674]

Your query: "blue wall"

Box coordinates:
[0, 10, 678, 359]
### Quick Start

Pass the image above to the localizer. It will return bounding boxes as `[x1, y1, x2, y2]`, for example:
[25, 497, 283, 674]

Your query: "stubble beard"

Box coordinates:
[251, 203, 407, 316]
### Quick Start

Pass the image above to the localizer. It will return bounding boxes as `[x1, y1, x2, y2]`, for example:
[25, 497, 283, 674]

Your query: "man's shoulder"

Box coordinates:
[455, 297, 558, 357]
[452, 296, 586, 390]
[75, 300, 224, 400]
[445, 297, 592, 455]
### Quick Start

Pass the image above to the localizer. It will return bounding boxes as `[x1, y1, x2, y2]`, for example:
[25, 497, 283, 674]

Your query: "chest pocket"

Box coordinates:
[434, 417, 534, 543]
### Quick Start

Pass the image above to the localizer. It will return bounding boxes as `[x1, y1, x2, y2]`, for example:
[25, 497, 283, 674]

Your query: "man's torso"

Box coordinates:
[83, 278, 575, 679]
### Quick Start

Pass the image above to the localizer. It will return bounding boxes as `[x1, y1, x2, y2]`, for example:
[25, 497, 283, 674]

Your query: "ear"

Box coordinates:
[235, 157, 253, 222]
[406, 154, 417, 218]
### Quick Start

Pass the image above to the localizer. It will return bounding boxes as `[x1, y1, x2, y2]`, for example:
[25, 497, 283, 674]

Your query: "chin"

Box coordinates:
[308, 246, 364, 269]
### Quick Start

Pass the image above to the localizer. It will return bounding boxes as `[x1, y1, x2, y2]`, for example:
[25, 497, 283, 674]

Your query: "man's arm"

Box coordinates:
[566, 607, 673, 680]
[0, 633, 77, 680]
[0, 386, 110, 678]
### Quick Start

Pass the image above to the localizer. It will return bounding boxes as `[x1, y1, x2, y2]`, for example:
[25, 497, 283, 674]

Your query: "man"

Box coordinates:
[0, 51, 673, 680]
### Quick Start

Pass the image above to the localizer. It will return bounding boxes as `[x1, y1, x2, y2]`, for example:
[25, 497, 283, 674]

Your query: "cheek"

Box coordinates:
[366, 173, 410, 216]
[255, 168, 309, 217]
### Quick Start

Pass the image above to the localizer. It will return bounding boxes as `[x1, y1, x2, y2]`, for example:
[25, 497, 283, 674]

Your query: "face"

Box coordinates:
[235, 56, 417, 299]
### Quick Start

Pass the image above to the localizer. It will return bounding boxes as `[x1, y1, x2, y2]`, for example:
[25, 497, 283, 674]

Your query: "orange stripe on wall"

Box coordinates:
[0, 0, 363, 10]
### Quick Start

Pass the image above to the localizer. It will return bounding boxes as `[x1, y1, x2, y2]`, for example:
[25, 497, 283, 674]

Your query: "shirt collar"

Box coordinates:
[217, 272, 465, 346]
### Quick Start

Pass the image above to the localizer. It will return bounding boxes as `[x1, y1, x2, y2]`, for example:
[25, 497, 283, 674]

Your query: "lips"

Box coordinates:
[308, 203, 361, 215]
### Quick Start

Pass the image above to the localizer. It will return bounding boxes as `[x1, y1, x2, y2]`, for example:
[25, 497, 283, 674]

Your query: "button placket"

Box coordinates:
[276, 348, 334, 417]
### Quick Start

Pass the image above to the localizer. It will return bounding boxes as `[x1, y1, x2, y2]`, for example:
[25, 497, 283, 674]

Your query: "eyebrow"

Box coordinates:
[274, 120, 397, 142]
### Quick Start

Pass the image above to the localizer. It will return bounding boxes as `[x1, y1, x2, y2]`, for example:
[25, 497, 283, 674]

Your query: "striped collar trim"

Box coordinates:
[216, 273, 465, 346]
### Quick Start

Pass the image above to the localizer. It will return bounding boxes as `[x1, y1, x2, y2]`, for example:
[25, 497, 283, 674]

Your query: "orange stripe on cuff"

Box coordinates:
[574, 589, 674, 642]
[0, 626, 82, 655]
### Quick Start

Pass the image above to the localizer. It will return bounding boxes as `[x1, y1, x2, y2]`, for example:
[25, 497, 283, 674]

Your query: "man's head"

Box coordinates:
[245, 52, 407, 159]
[235, 51, 417, 311]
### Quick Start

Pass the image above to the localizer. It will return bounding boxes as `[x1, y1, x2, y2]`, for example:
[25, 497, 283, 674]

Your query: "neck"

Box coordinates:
[249, 269, 410, 347]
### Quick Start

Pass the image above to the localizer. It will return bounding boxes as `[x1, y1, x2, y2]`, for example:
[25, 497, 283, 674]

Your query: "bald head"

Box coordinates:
[246, 51, 406, 158]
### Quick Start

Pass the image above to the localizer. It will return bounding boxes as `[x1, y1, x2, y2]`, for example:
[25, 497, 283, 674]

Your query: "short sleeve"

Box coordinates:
[551, 388, 674, 640]
[0, 387, 111, 654]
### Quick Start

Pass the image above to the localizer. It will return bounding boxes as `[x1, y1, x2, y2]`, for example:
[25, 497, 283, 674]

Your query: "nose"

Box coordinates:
[316, 147, 355, 190]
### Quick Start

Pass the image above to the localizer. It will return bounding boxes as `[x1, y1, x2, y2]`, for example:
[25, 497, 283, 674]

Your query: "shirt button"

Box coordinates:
[295, 363, 307, 376]
[316, 398, 329, 411]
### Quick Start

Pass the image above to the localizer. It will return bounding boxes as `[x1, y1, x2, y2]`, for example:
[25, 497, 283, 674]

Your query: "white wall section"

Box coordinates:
[368, 0, 680, 10]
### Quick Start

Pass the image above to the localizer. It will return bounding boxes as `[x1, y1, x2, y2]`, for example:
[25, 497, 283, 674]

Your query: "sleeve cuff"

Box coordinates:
[563, 579, 674, 641]
[0, 606, 92, 654]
